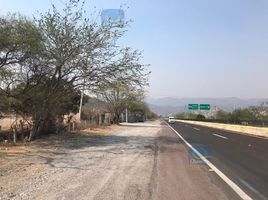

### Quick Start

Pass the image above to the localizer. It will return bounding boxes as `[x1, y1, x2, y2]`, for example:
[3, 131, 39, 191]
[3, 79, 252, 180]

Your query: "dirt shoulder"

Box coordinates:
[1, 120, 240, 200]
[0, 121, 160, 200]
[177, 120, 268, 138]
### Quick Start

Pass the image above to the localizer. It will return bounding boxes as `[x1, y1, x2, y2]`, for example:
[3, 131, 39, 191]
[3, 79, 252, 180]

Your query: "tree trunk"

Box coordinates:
[113, 113, 121, 124]
[29, 119, 40, 141]
[29, 99, 50, 141]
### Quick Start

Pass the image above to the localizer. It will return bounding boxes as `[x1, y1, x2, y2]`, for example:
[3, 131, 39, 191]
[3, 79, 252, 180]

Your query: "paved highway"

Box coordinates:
[168, 121, 268, 200]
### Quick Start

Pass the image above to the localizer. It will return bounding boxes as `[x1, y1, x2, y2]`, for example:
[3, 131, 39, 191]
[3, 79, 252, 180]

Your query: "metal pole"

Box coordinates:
[126, 106, 128, 123]
[78, 86, 84, 121]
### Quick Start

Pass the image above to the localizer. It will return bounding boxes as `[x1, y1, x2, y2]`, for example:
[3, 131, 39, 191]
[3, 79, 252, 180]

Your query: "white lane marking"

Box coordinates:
[213, 133, 228, 140]
[239, 179, 266, 200]
[193, 127, 200, 131]
[165, 122, 253, 200]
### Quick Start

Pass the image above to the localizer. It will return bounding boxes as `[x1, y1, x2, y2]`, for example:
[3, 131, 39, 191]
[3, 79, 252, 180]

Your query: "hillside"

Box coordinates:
[146, 97, 268, 116]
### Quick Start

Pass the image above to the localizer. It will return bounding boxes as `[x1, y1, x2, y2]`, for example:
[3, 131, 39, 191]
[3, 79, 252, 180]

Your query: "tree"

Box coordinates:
[175, 112, 199, 120]
[128, 101, 155, 121]
[96, 81, 145, 124]
[27, 0, 149, 138]
[215, 110, 229, 120]
[229, 108, 255, 122]
[247, 103, 268, 125]
[0, 0, 150, 140]
[0, 14, 44, 70]
[0, 14, 45, 102]
[196, 114, 205, 120]
[0, 14, 46, 141]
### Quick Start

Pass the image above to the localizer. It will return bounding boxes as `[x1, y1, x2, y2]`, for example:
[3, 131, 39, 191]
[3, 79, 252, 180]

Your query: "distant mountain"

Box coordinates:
[145, 97, 268, 116]
[147, 104, 185, 116]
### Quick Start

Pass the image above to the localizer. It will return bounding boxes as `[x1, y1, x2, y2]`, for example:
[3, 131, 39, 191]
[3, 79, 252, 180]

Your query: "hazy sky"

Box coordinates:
[1, 0, 268, 98]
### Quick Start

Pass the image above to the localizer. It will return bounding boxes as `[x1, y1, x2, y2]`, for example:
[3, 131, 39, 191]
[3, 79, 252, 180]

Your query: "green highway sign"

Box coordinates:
[200, 104, 211, 110]
[188, 104, 199, 110]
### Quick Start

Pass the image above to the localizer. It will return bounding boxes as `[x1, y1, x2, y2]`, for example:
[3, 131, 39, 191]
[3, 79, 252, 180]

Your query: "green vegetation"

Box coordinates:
[215, 103, 268, 123]
[175, 113, 206, 120]
[128, 101, 158, 121]
[0, 0, 151, 141]
[95, 80, 156, 123]
[175, 102, 268, 126]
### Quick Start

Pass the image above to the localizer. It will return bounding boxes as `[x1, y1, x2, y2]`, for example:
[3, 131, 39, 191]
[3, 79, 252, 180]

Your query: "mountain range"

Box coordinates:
[145, 97, 268, 116]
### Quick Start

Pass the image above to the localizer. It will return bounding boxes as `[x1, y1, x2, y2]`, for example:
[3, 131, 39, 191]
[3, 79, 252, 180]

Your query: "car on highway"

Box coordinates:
[168, 116, 176, 123]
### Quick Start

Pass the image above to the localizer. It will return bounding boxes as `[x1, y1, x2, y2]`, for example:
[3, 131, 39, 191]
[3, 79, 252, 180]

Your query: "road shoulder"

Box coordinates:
[152, 122, 241, 200]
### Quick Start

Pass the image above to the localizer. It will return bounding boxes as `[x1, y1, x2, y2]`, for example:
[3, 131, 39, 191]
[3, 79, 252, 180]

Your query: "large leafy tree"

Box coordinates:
[0, 0, 150, 140]
[0, 14, 46, 127]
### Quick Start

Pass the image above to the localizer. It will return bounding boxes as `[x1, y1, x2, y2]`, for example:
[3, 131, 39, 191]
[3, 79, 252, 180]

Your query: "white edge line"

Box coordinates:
[165, 121, 253, 200]
[239, 179, 266, 200]
[239, 179, 265, 199]
[213, 133, 228, 140]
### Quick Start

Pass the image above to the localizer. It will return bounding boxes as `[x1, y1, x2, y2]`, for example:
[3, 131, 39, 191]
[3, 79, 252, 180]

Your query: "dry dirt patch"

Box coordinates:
[0, 121, 161, 200]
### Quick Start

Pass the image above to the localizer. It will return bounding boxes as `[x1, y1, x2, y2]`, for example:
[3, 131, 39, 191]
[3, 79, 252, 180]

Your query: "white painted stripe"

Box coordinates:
[193, 127, 200, 131]
[165, 122, 253, 200]
[239, 179, 266, 200]
[213, 133, 228, 140]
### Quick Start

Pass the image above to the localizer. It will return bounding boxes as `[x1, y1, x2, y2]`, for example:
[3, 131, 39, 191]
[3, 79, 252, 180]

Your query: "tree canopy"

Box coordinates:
[0, 0, 150, 140]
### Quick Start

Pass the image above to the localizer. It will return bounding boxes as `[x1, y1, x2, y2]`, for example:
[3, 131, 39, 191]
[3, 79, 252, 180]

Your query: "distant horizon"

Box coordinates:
[146, 96, 268, 100]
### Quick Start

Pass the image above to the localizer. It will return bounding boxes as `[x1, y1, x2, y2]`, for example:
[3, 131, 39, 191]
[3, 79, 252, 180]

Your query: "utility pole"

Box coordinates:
[78, 89, 84, 121]
[78, 82, 85, 121]
[125, 104, 128, 123]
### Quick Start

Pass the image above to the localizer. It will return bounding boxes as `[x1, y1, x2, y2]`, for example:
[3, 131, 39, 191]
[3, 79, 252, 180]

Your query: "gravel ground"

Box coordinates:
[0, 121, 161, 200]
[0, 120, 239, 200]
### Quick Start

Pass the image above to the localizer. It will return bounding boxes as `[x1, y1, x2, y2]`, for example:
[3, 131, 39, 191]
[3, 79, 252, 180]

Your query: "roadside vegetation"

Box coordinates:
[175, 102, 268, 127]
[0, 0, 154, 143]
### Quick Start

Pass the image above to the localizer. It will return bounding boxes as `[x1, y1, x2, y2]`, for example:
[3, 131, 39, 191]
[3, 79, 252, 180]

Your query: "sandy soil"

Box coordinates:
[0, 117, 17, 130]
[0, 120, 239, 200]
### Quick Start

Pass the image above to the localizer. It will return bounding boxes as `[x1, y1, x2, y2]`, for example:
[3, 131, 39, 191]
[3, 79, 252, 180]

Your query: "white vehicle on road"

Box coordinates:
[168, 116, 176, 123]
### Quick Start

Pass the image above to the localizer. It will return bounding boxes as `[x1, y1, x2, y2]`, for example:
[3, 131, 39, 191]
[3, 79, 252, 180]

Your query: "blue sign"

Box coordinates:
[101, 9, 125, 28]
[188, 144, 212, 164]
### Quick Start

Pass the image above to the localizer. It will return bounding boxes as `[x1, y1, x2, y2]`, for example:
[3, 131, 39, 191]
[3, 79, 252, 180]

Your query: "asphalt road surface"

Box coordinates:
[168, 121, 268, 200]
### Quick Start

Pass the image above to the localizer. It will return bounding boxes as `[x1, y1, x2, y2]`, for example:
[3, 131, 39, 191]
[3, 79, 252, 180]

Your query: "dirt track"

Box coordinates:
[0, 120, 239, 200]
